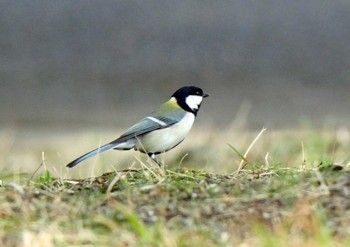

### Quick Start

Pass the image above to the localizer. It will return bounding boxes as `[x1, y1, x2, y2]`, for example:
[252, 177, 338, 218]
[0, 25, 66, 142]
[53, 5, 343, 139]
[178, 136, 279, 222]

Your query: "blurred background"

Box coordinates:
[1, 1, 350, 176]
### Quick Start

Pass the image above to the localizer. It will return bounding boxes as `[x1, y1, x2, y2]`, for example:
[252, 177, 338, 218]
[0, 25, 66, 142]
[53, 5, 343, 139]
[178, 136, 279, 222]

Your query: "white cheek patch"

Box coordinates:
[185, 95, 203, 110]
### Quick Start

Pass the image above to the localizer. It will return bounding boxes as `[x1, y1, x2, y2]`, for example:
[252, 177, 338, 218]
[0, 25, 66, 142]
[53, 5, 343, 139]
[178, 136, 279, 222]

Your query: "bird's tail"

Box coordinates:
[66, 143, 117, 168]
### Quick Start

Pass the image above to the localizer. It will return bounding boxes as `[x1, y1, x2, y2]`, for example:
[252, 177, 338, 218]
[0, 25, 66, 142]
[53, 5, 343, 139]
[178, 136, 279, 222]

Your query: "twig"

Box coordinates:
[263, 152, 270, 171]
[236, 127, 266, 173]
[106, 172, 125, 196]
[177, 153, 188, 169]
[313, 170, 330, 196]
[136, 157, 164, 182]
[27, 152, 45, 184]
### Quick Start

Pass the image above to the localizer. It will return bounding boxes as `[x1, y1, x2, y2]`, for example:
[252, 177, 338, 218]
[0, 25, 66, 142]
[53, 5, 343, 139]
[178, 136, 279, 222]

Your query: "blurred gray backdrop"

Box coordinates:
[2, 0, 350, 129]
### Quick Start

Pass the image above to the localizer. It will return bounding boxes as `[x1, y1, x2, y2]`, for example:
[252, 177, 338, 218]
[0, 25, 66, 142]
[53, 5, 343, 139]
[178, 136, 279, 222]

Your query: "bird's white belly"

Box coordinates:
[135, 113, 195, 153]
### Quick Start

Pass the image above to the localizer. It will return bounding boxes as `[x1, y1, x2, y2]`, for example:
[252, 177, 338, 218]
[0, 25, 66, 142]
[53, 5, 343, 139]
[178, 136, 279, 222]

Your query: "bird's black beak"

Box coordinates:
[203, 92, 210, 98]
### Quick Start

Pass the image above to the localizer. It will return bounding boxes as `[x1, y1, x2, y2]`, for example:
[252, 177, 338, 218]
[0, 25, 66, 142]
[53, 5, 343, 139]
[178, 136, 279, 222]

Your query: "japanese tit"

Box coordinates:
[66, 86, 209, 168]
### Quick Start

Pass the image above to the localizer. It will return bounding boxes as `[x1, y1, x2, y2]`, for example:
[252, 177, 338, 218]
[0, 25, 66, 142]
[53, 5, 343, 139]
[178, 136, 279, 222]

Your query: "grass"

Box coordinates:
[1, 126, 350, 246]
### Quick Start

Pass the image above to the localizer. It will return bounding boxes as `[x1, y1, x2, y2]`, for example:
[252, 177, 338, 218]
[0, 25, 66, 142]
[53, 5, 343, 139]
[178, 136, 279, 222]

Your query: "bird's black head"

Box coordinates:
[172, 86, 210, 115]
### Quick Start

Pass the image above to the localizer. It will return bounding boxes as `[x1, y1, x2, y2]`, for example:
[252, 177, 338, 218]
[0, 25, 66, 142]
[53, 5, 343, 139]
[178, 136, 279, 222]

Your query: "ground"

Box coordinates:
[1, 165, 350, 246]
[1, 127, 350, 246]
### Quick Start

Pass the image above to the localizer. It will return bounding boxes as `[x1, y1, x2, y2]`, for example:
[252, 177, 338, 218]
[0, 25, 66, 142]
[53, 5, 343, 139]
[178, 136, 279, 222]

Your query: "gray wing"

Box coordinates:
[113, 114, 182, 144]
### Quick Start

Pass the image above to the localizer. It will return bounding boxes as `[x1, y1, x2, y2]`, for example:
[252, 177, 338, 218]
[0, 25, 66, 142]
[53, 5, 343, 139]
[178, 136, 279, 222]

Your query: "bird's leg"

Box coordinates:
[148, 153, 162, 167]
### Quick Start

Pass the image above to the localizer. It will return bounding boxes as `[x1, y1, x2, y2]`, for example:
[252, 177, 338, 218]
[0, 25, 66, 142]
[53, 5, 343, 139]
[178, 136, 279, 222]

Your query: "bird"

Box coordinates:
[66, 86, 209, 168]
